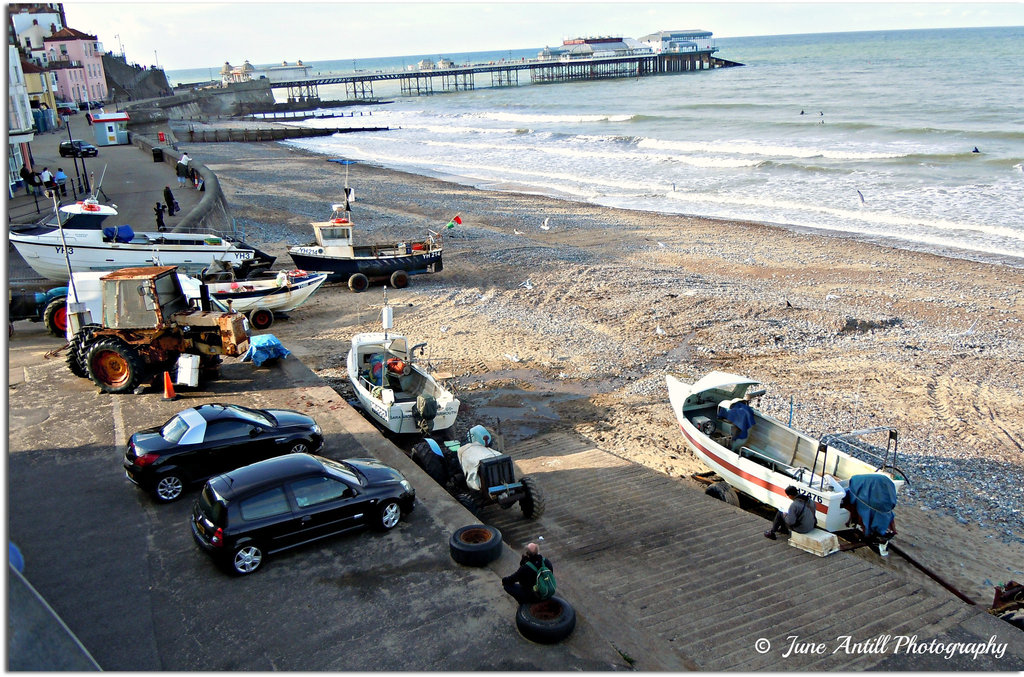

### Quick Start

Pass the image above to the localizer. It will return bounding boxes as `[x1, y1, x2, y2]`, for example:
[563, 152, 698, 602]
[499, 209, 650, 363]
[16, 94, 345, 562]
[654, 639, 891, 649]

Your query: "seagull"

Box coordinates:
[744, 256, 756, 265]
[857, 190, 865, 204]
[521, 279, 534, 290]
[440, 325, 450, 333]
[540, 217, 550, 231]
[655, 324, 666, 335]
[504, 353, 521, 363]
[514, 229, 525, 235]
[657, 241, 667, 249]
[826, 294, 839, 300]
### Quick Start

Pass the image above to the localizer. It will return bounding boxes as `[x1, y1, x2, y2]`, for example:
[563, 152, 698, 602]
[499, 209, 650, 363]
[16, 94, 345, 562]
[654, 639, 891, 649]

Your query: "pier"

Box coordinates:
[272, 51, 742, 101]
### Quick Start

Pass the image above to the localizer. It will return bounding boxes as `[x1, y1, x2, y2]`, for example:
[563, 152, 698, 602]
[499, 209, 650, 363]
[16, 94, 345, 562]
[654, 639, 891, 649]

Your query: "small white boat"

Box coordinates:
[666, 371, 907, 533]
[203, 270, 329, 330]
[9, 199, 275, 281]
[346, 293, 459, 434]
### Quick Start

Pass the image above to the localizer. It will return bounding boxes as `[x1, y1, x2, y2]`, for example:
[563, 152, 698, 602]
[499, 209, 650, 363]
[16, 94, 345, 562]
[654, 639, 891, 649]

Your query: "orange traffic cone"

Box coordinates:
[163, 370, 179, 400]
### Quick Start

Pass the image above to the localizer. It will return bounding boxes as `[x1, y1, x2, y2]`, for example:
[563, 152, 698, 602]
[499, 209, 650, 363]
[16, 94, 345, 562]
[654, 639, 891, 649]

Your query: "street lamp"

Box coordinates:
[62, 114, 88, 196]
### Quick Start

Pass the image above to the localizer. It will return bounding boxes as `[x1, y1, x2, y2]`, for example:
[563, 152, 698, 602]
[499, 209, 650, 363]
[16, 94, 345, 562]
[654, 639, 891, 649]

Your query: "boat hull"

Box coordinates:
[288, 248, 442, 283]
[205, 273, 328, 314]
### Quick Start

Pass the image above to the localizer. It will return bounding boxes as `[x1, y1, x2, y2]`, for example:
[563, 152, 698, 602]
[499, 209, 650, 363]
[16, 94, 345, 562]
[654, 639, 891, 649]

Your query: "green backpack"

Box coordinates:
[526, 560, 556, 600]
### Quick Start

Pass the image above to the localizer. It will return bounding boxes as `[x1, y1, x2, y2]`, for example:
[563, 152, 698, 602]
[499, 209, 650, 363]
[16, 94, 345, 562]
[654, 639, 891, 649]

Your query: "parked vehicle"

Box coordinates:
[123, 403, 324, 503]
[58, 140, 97, 157]
[190, 453, 415, 575]
[8, 286, 70, 336]
[56, 106, 78, 116]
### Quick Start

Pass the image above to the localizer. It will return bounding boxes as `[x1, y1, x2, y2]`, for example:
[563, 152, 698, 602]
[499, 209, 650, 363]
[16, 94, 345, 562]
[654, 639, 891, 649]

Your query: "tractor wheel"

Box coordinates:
[43, 296, 68, 337]
[520, 475, 546, 520]
[248, 307, 274, 330]
[411, 442, 450, 486]
[390, 270, 409, 289]
[516, 596, 576, 644]
[348, 273, 369, 292]
[705, 481, 740, 507]
[448, 524, 503, 567]
[455, 492, 481, 517]
[66, 335, 89, 378]
[86, 338, 146, 394]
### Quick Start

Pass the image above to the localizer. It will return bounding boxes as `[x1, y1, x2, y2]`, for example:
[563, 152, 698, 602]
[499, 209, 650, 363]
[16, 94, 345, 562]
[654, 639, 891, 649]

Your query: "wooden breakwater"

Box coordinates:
[184, 126, 388, 143]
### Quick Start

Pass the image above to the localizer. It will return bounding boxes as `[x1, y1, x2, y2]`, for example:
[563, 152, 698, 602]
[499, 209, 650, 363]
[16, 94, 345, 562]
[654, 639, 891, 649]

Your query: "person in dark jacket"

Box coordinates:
[764, 486, 816, 539]
[154, 202, 167, 231]
[163, 186, 176, 216]
[501, 542, 553, 604]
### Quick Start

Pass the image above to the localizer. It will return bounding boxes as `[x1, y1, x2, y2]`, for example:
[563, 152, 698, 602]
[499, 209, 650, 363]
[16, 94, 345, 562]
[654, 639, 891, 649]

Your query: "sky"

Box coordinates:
[62, 1, 1024, 71]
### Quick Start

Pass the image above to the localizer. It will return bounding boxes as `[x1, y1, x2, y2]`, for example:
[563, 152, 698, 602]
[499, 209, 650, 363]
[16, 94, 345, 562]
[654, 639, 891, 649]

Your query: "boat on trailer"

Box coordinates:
[666, 371, 907, 533]
[346, 291, 459, 434]
[9, 199, 275, 282]
[288, 200, 444, 292]
[200, 269, 329, 330]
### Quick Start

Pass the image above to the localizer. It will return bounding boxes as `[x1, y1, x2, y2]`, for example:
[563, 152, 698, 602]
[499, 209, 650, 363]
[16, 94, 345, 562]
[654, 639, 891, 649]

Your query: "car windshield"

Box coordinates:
[223, 404, 274, 427]
[321, 457, 364, 486]
[160, 415, 190, 443]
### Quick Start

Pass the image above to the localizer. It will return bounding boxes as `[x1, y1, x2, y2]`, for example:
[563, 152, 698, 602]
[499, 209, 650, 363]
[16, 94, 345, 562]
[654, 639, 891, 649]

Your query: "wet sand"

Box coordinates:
[191, 138, 1024, 604]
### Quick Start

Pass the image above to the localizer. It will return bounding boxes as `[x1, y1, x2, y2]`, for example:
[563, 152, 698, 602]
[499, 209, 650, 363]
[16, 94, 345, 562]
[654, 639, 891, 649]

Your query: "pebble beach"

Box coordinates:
[186, 135, 1023, 600]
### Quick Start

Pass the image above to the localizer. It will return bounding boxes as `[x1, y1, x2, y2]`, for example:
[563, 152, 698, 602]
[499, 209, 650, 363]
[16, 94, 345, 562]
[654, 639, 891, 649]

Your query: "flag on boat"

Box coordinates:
[446, 215, 462, 229]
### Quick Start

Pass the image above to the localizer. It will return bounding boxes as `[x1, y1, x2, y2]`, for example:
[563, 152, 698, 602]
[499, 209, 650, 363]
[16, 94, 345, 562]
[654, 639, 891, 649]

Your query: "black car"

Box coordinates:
[124, 403, 323, 503]
[58, 140, 98, 158]
[191, 453, 415, 575]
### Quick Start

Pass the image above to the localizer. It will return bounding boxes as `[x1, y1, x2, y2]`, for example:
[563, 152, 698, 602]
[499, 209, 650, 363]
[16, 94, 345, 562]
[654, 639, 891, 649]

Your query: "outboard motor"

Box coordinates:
[414, 394, 439, 434]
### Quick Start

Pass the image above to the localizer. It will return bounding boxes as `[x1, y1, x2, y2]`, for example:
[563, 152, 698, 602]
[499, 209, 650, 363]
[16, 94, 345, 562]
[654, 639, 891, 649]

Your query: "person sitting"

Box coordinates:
[721, 395, 756, 450]
[501, 543, 554, 604]
[764, 486, 816, 540]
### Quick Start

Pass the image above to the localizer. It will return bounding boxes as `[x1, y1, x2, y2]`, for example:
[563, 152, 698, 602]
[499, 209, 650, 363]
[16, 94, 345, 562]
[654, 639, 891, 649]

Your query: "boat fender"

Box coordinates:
[424, 438, 445, 457]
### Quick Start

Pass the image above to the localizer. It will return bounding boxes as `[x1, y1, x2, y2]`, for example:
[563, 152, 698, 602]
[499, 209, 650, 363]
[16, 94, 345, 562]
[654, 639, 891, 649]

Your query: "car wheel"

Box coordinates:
[520, 475, 546, 520]
[43, 297, 68, 337]
[248, 307, 274, 330]
[705, 481, 740, 506]
[231, 544, 264, 575]
[287, 440, 310, 455]
[516, 596, 576, 644]
[375, 499, 402, 531]
[153, 473, 185, 503]
[347, 273, 369, 292]
[449, 524, 503, 567]
[86, 338, 145, 393]
[390, 270, 409, 288]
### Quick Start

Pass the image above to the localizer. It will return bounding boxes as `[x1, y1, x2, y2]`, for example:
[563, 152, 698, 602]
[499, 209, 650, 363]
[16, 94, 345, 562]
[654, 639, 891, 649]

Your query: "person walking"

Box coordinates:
[55, 168, 68, 197]
[175, 158, 188, 188]
[39, 167, 54, 192]
[764, 486, 816, 540]
[501, 542, 554, 604]
[163, 186, 176, 216]
[154, 202, 167, 232]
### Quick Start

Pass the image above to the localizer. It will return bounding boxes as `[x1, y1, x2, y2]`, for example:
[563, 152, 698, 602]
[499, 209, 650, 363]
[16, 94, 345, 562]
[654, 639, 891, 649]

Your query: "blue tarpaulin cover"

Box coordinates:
[240, 333, 290, 367]
[101, 224, 134, 243]
[846, 474, 898, 537]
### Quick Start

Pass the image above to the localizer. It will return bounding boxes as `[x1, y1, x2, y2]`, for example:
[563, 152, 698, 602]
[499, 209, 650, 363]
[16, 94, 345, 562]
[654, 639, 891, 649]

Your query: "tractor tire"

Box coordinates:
[519, 475, 546, 520]
[390, 270, 409, 289]
[248, 307, 274, 330]
[515, 596, 576, 644]
[448, 524, 503, 567]
[411, 442, 450, 486]
[705, 481, 741, 506]
[43, 296, 68, 337]
[455, 492, 481, 517]
[66, 335, 89, 378]
[86, 338, 146, 394]
[348, 273, 369, 292]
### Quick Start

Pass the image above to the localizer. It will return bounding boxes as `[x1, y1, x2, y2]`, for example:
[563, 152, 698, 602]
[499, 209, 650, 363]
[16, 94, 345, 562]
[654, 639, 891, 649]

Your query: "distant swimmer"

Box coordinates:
[972, 147, 980, 153]
[857, 190, 865, 203]
[800, 110, 805, 115]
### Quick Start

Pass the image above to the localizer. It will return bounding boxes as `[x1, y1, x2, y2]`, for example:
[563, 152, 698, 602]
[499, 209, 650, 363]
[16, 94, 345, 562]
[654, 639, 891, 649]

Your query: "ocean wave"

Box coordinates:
[636, 138, 903, 160]
[475, 111, 635, 124]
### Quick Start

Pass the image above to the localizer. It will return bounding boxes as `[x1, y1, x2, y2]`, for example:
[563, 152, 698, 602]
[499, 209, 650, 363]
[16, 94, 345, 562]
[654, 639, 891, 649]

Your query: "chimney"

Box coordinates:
[51, 23, 56, 34]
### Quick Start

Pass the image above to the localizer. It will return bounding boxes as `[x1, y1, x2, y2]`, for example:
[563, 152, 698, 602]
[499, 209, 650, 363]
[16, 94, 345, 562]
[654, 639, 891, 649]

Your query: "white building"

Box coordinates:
[637, 30, 716, 54]
[8, 45, 36, 197]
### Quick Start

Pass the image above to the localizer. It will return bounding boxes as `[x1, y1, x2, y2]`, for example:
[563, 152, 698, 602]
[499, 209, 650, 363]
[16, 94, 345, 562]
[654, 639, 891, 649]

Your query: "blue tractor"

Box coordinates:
[8, 286, 69, 337]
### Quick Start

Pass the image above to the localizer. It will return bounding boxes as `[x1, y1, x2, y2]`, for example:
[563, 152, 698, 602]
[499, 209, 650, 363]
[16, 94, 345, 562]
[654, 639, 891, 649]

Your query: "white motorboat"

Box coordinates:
[9, 199, 275, 281]
[666, 371, 907, 533]
[202, 270, 329, 330]
[347, 293, 459, 434]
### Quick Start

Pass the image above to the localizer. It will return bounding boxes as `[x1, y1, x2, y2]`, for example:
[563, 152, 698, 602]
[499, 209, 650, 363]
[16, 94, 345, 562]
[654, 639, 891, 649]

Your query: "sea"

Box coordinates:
[168, 26, 1024, 266]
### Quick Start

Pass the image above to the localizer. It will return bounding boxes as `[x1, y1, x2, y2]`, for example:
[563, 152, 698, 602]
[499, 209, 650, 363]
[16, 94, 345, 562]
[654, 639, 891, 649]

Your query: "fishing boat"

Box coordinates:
[9, 199, 275, 282]
[201, 270, 329, 330]
[287, 200, 445, 292]
[666, 371, 907, 533]
[346, 291, 459, 434]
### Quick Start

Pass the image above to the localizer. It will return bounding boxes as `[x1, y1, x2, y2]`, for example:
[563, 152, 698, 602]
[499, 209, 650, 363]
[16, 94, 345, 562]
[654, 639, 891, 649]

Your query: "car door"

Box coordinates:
[201, 419, 267, 478]
[234, 485, 303, 552]
[285, 474, 364, 544]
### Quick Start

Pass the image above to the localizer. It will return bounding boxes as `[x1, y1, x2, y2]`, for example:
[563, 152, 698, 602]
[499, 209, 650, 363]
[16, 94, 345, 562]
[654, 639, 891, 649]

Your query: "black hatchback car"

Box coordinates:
[124, 403, 323, 503]
[191, 453, 415, 575]
[58, 140, 98, 157]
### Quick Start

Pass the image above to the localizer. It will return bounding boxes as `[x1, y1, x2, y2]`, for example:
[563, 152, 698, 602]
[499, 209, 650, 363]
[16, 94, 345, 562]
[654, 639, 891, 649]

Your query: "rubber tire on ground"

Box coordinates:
[348, 273, 369, 292]
[448, 524, 503, 567]
[516, 596, 576, 644]
[375, 499, 402, 531]
[86, 338, 145, 394]
[230, 543, 264, 575]
[249, 307, 274, 330]
[705, 481, 741, 506]
[390, 270, 409, 289]
[153, 473, 185, 503]
[43, 296, 67, 337]
[519, 475, 546, 520]
[412, 442, 450, 486]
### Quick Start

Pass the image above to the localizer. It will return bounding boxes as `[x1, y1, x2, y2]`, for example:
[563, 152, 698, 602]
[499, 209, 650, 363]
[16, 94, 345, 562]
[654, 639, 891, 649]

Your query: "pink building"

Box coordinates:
[43, 27, 107, 104]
